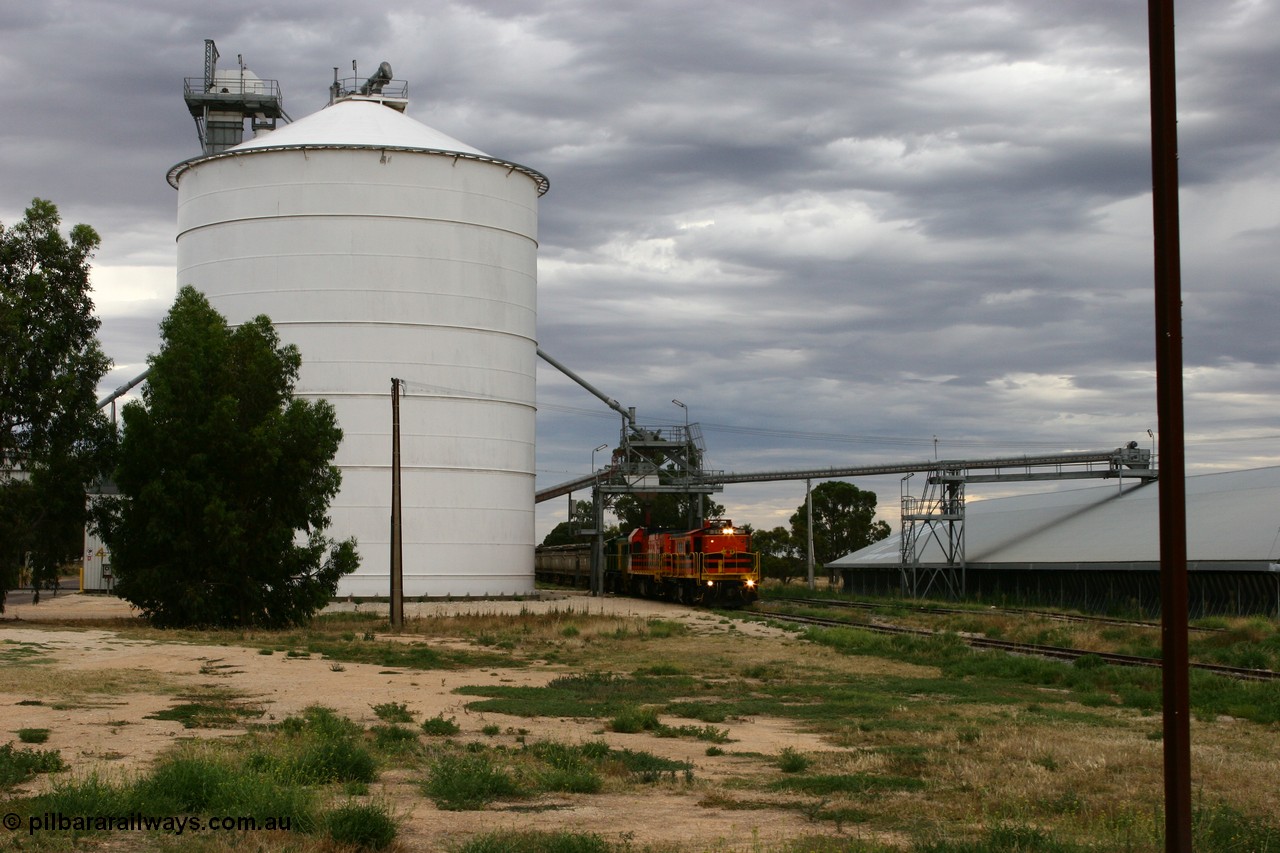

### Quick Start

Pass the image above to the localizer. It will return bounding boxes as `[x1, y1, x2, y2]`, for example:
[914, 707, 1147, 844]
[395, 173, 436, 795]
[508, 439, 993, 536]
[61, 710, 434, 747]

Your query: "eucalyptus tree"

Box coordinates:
[1, 199, 112, 605]
[101, 286, 357, 627]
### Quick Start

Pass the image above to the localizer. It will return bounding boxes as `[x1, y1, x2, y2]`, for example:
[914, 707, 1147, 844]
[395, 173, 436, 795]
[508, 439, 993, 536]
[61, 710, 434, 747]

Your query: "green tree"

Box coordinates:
[789, 481, 891, 575]
[99, 286, 357, 627]
[540, 499, 620, 546]
[611, 491, 725, 532]
[752, 525, 802, 585]
[1, 199, 112, 607]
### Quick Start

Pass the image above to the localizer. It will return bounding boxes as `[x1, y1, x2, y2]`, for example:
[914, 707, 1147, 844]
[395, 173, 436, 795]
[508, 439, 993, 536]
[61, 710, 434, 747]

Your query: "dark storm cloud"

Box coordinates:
[3, 0, 1276, 536]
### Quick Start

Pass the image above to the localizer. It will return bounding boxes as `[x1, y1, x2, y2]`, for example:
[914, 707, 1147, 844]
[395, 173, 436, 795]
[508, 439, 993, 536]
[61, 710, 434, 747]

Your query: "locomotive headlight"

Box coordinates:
[707, 580, 715, 587]
[745, 580, 756, 588]
[721, 526, 735, 535]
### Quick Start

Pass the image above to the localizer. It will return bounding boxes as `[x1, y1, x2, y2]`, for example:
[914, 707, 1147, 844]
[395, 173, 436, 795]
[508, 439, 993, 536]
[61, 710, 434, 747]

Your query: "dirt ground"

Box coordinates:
[0, 591, 876, 851]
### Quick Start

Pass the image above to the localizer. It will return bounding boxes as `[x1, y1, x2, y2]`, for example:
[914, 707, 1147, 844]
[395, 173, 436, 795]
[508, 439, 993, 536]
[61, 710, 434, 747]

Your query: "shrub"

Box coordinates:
[371, 724, 419, 752]
[778, 747, 811, 773]
[324, 801, 398, 850]
[277, 705, 361, 740]
[0, 742, 67, 789]
[134, 754, 236, 812]
[17, 728, 50, 744]
[421, 714, 461, 736]
[424, 752, 522, 810]
[527, 742, 603, 794]
[371, 701, 414, 723]
[609, 706, 660, 733]
[458, 830, 612, 853]
[289, 739, 377, 784]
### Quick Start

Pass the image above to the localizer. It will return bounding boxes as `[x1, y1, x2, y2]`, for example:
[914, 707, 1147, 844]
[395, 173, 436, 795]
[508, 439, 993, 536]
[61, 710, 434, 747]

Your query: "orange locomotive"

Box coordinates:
[604, 519, 759, 607]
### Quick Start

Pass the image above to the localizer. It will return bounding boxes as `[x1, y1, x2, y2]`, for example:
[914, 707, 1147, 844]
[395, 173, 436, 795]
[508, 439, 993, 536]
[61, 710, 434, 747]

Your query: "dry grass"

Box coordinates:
[4, 599, 1279, 851]
[0, 663, 183, 701]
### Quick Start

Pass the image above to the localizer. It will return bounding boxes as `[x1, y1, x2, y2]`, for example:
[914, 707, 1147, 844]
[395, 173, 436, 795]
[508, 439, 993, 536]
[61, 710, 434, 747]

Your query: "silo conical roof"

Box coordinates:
[233, 99, 489, 155]
[169, 98, 548, 194]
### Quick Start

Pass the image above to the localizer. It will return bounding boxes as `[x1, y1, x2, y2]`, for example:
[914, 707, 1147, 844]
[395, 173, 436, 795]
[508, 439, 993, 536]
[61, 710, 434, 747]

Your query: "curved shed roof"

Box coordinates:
[831, 465, 1280, 572]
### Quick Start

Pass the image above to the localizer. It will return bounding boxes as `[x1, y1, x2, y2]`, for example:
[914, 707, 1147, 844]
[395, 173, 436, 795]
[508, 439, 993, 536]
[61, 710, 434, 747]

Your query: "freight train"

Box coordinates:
[535, 519, 760, 607]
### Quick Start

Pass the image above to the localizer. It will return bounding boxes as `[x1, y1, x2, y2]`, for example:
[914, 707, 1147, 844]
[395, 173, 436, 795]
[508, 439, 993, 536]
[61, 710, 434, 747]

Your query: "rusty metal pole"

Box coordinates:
[390, 378, 404, 631]
[805, 479, 815, 590]
[1147, 2, 1192, 850]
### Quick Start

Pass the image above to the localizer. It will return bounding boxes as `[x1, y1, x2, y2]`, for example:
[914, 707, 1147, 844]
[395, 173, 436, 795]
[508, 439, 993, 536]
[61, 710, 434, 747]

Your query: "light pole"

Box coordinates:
[672, 399, 696, 527]
[671, 399, 688, 432]
[589, 443, 608, 598]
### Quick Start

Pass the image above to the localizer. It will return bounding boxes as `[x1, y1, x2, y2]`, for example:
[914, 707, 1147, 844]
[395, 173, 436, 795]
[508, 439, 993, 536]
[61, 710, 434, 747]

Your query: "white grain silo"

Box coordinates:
[168, 61, 547, 597]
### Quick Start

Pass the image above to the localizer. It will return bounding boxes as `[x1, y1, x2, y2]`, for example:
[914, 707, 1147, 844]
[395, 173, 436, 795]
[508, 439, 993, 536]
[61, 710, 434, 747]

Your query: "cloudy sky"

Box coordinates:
[3, 1, 1277, 540]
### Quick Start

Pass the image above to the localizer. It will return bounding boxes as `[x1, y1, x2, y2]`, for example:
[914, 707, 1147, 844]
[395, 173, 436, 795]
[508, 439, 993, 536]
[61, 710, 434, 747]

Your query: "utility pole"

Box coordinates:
[1148, 2, 1190, 849]
[389, 378, 404, 631]
[806, 479, 815, 590]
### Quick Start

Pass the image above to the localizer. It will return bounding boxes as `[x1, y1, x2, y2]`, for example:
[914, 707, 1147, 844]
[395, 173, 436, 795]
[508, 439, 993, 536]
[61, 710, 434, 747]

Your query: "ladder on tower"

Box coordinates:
[900, 469, 966, 599]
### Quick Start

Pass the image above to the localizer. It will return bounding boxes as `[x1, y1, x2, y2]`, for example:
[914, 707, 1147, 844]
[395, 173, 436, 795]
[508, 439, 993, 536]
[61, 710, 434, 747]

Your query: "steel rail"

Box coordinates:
[775, 597, 1225, 634]
[749, 611, 1278, 682]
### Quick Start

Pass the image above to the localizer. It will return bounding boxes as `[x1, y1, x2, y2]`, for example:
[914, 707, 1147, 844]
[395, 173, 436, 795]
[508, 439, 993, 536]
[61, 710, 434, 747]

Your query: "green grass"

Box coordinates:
[527, 741, 604, 794]
[371, 700, 415, 723]
[778, 746, 810, 773]
[644, 618, 689, 638]
[769, 773, 926, 796]
[608, 747, 692, 783]
[916, 822, 1089, 852]
[0, 708, 411, 847]
[804, 624, 1280, 725]
[12, 599, 1280, 851]
[419, 739, 690, 811]
[1192, 801, 1280, 852]
[145, 693, 264, 729]
[371, 723, 420, 753]
[14, 746, 322, 835]
[0, 742, 66, 789]
[421, 713, 461, 736]
[423, 751, 523, 810]
[608, 705, 661, 733]
[653, 722, 731, 742]
[324, 800, 398, 850]
[456, 829, 612, 853]
[274, 704, 362, 738]
[0, 640, 52, 666]
[303, 636, 510, 671]
[459, 670, 689, 719]
[286, 736, 377, 784]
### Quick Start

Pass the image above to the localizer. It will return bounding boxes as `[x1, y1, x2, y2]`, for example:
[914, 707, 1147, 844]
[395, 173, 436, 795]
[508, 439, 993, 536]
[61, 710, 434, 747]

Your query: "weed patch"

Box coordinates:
[324, 800, 398, 850]
[0, 742, 66, 789]
[421, 713, 461, 736]
[769, 773, 925, 797]
[456, 829, 612, 853]
[146, 692, 263, 729]
[371, 701, 414, 723]
[423, 751, 523, 810]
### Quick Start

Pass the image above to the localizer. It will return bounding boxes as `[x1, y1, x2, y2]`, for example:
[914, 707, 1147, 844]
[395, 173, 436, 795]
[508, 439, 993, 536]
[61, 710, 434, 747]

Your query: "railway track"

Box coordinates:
[749, 610, 1279, 682]
[772, 596, 1224, 634]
